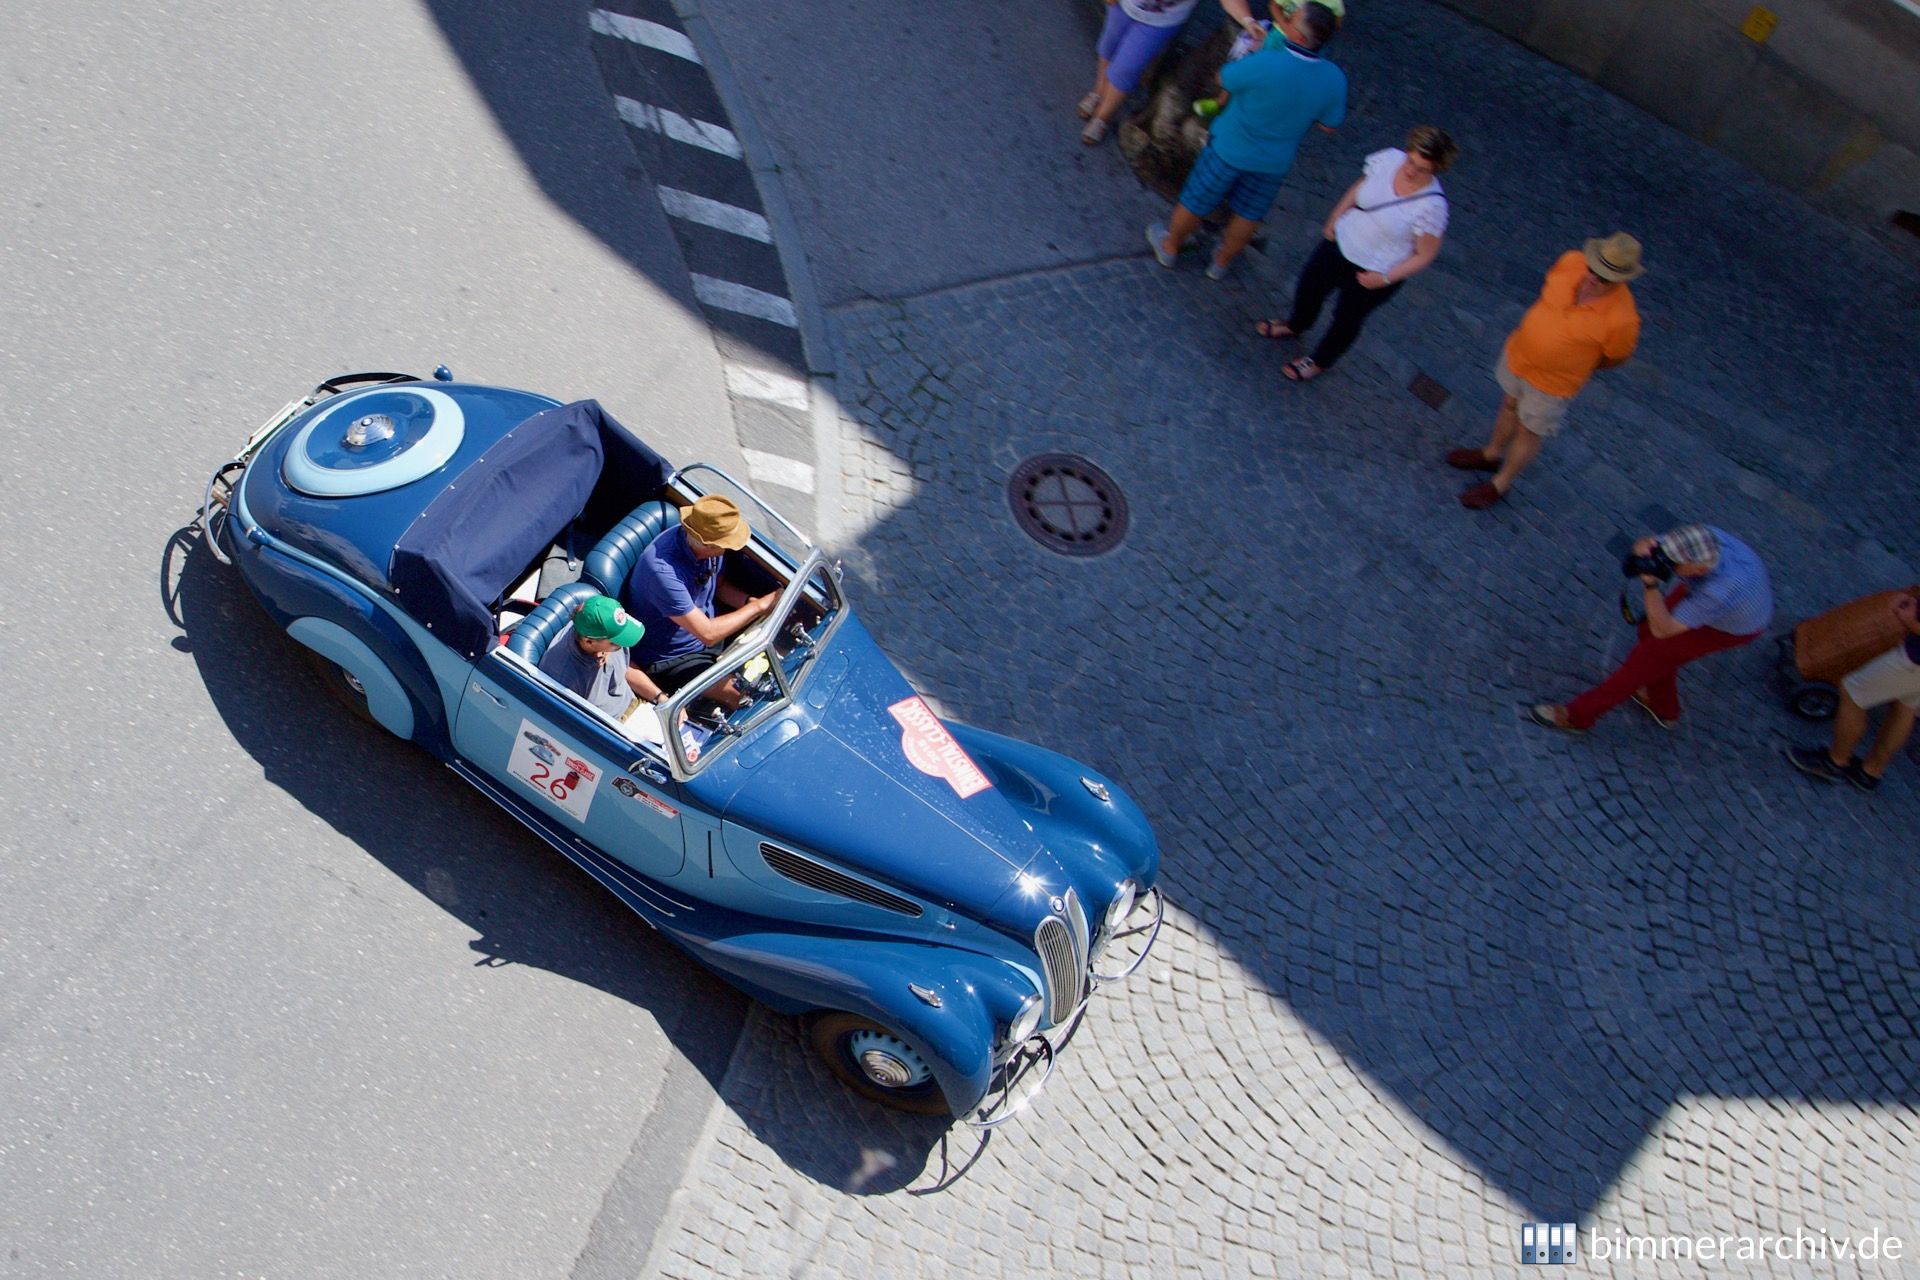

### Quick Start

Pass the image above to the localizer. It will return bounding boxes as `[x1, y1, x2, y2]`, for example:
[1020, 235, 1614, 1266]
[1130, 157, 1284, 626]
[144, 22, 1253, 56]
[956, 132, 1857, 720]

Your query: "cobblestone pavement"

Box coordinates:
[639, 1, 1919, 1275]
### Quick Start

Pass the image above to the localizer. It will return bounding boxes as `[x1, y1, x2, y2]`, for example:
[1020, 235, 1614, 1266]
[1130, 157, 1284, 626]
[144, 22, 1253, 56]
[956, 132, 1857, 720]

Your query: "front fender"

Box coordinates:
[948, 722, 1160, 890]
[699, 932, 1038, 1114]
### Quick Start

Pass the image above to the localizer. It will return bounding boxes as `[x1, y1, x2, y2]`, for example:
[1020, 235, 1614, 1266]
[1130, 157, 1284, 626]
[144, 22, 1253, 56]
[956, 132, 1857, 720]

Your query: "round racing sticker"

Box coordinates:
[887, 696, 991, 798]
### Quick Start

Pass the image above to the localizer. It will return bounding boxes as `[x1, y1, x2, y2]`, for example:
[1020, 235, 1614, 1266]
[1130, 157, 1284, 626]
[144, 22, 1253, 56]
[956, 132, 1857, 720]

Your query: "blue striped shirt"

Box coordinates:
[1672, 527, 1773, 636]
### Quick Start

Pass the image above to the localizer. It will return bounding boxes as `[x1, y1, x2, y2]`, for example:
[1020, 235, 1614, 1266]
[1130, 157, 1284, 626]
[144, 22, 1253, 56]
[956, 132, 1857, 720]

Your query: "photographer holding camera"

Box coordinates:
[1532, 524, 1773, 733]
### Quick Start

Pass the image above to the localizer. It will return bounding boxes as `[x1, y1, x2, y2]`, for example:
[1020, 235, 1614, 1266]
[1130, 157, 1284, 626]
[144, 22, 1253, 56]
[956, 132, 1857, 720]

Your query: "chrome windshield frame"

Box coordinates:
[659, 546, 847, 778]
[668, 462, 816, 566]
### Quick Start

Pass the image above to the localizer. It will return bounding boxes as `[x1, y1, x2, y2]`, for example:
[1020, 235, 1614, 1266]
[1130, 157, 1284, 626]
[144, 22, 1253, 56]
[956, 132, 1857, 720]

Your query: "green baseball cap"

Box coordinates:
[574, 595, 645, 647]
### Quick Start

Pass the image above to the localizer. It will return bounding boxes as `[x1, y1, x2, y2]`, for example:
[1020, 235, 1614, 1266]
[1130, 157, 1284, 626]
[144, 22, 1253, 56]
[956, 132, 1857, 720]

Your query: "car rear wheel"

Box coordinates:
[807, 1012, 951, 1115]
[306, 652, 376, 724]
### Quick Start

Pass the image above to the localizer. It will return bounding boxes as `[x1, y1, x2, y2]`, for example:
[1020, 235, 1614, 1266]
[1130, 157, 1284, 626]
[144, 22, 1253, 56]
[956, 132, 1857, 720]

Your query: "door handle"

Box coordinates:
[631, 758, 671, 786]
[469, 682, 507, 707]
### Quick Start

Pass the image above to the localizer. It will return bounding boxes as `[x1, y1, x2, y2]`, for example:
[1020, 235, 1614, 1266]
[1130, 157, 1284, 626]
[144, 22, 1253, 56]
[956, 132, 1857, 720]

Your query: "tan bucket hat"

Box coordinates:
[679, 495, 752, 550]
[1583, 232, 1645, 282]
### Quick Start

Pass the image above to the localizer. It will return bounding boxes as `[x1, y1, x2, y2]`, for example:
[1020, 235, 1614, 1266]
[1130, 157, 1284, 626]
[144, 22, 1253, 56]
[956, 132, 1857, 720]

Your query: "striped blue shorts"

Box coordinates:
[1177, 145, 1286, 222]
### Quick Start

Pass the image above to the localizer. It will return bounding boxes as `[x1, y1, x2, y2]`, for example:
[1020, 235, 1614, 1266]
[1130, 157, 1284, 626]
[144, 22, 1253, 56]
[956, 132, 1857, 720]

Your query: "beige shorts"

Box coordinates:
[1494, 351, 1573, 439]
[1842, 643, 1920, 711]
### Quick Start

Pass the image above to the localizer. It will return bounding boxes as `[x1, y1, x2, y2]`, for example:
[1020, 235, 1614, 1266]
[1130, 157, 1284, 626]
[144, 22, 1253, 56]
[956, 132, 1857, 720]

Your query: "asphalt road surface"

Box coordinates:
[0, 2, 747, 1275]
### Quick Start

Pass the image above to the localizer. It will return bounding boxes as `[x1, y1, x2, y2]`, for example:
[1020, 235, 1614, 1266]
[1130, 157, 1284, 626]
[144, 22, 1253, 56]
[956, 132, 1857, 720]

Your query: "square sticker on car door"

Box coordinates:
[507, 719, 601, 821]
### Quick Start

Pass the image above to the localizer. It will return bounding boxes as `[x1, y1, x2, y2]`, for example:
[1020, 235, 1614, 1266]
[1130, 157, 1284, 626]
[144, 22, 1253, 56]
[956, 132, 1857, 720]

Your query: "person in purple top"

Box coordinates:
[1786, 589, 1920, 792]
[1078, 0, 1201, 147]
[621, 495, 778, 708]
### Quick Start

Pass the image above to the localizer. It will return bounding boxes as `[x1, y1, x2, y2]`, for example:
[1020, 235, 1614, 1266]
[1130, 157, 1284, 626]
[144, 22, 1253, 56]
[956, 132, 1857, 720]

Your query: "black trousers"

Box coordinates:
[1284, 238, 1403, 369]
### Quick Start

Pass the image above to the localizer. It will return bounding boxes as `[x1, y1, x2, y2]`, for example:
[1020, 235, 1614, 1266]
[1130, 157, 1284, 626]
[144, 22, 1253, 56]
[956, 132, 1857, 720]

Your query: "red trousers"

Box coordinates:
[1566, 586, 1758, 729]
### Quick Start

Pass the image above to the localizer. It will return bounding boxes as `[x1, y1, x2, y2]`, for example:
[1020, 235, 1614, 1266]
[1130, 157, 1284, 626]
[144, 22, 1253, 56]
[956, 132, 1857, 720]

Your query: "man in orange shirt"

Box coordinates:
[1446, 233, 1643, 509]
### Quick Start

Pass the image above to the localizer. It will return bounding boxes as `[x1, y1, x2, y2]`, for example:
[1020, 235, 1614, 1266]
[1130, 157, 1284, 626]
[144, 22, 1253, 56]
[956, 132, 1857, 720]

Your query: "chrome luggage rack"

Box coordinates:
[197, 370, 437, 565]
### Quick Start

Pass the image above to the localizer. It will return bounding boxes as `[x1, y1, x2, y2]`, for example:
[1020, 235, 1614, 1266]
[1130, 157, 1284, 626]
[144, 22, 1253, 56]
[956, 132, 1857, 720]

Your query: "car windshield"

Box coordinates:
[664, 553, 844, 775]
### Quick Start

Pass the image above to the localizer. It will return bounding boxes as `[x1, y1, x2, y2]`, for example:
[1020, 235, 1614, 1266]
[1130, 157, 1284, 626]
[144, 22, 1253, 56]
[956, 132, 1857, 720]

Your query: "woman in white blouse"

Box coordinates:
[1256, 125, 1458, 381]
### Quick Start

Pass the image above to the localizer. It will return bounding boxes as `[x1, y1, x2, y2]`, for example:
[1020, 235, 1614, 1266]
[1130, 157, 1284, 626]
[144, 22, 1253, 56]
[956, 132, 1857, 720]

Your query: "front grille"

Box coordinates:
[1035, 887, 1088, 1022]
[760, 843, 923, 917]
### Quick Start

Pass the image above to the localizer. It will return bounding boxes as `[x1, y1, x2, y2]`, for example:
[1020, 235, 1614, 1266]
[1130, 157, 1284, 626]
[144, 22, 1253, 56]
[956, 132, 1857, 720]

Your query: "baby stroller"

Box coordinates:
[1774, 585, 1919, 720]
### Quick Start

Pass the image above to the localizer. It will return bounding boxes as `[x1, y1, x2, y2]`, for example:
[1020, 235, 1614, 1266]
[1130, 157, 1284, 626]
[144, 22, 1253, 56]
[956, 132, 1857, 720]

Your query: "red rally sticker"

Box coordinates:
[887, 696, 992, 798]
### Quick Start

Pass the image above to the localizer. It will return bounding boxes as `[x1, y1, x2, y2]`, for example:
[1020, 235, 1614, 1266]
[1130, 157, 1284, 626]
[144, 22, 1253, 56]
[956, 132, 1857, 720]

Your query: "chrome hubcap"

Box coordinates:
[846, 1029, 931, 1089]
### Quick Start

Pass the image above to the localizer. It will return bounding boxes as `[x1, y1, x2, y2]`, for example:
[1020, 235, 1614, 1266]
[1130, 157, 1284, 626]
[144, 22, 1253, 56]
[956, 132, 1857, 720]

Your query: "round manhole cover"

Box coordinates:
[1007, 453, 1129, 556]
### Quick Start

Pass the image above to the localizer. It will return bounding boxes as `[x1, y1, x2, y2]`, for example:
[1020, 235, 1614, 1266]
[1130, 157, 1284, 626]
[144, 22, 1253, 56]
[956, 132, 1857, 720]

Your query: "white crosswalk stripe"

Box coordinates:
[724, 364, 810, 409]
[614, 97, 743, 159]
[656, 187, 772, 242]
[741, 449, 816, 495]
[691, 275, 798, 327]
[589, 9, 700, 62]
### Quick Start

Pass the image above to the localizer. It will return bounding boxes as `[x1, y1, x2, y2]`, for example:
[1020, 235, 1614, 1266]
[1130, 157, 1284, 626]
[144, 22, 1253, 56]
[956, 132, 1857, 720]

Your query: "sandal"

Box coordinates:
[1254, 319, 1297, 341]
[1282, 356, 1322, 382]
[1080, 118, 1109, 146]
[1077, 92, 1100, 121]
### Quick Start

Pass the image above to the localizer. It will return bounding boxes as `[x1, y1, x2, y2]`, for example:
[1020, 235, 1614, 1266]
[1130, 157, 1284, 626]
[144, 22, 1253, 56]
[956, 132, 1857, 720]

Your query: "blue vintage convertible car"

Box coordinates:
[200, 371, 1163, 1122]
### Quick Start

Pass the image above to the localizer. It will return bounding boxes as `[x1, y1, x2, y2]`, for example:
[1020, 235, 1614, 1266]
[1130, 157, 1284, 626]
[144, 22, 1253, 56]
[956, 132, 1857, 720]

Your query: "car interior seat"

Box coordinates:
[584, 500, 681, 596]
[505, 581, 599, 667]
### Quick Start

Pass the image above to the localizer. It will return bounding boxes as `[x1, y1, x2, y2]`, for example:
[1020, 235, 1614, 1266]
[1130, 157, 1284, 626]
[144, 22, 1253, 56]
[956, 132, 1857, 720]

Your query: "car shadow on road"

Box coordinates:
[163, 526, 748, 1084]
[164, 523, 952, 1193]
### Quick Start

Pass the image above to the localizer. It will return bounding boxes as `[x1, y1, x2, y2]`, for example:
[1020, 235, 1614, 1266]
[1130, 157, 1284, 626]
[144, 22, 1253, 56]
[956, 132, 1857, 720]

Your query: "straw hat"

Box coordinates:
[1583, 232, 1645, 282]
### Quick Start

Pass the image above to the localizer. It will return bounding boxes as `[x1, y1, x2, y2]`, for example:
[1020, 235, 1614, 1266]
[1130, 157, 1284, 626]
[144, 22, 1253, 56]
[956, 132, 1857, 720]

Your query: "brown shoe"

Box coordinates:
[1445, 447, 1499, 471]
[1459, 480, 1505, 510]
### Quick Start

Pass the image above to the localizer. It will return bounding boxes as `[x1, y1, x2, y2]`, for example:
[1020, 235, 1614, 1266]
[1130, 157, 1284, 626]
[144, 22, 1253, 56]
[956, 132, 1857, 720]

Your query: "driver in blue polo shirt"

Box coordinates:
[622, 495, 778, 708]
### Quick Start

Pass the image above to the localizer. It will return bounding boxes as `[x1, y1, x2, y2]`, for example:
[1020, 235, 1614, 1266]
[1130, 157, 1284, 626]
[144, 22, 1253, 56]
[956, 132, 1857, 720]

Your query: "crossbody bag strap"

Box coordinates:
[1353, 190, 1446, 214]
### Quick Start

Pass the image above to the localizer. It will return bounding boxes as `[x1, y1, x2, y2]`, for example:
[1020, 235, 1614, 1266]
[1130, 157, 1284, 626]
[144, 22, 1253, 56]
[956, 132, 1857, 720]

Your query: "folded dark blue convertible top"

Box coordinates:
[389, 399, 669, 659]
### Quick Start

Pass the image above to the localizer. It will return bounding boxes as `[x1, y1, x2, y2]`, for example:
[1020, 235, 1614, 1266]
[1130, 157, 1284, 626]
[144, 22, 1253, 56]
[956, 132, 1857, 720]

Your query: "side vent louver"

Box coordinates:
[760, 843, 923, 917]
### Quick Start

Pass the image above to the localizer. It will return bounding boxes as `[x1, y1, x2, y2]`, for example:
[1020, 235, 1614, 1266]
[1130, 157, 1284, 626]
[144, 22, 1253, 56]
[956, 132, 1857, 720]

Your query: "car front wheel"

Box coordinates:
[807, 1012, 951, 1115]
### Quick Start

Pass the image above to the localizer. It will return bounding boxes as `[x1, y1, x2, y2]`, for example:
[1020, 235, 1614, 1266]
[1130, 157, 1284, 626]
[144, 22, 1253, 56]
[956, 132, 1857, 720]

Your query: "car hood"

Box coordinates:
[717, 633, 1051, 920]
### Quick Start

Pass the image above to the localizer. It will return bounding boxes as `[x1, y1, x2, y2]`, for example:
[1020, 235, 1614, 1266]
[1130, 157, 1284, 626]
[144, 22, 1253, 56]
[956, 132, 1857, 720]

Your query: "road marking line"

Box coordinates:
[656, 187, 772, 243]
[691, 275, 797, 327]
[724, 364, 809, 409]
[614, 97, 743, 159]
[589, 9, 700, 62]
[741, 449, 816, 494]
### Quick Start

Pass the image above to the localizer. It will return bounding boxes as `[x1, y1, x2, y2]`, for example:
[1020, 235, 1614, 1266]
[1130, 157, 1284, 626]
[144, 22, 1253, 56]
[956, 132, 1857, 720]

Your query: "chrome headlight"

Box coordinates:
[1102, 879, 1138, 938]
[1007, 992, 1043, 1044]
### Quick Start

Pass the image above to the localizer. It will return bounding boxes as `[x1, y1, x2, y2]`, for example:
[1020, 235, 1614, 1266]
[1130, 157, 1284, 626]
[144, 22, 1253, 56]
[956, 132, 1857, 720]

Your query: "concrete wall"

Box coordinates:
[1436, 0, 1920, 240]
